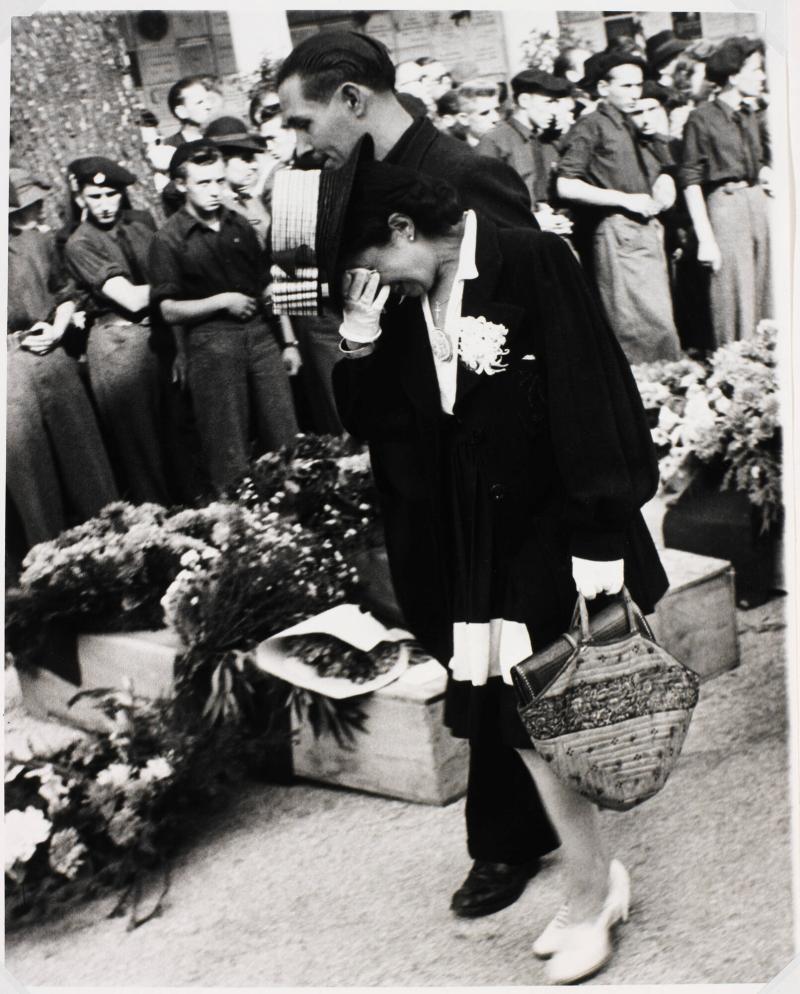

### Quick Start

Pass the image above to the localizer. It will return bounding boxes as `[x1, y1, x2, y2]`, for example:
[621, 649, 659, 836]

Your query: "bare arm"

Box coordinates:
[102, 276, 150, 314]
[161, 292, 258, 325]
[683, 184, 721, 271]
[556, 177, 661, 218]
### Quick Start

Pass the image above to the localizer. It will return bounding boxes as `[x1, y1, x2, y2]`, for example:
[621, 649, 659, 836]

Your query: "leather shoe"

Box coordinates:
[451, 859, 540, 918]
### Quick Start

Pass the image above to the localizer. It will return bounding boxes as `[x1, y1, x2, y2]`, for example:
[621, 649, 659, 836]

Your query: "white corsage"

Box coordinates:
[457, 316, 509, 375]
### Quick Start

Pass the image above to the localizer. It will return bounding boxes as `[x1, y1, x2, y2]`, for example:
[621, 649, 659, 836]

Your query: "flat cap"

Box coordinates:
[705, 37, 763, 85]
[168, 139, 222, 180]
[511, 69, 572, 97]
[646, 30, 688, 72]
[579, 50, 647, 89]
[70, 156, 136, 189]
[8, 167, 51, 212]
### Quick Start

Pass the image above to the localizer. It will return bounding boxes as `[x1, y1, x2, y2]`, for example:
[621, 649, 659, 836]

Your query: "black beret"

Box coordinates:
[640, 80, 672, 105]
[70, 156, 136, 189]
[511, 69, 572, 97]
[579, 51, 647, 90]
[168, 139, 222, 180]
[705, 37, 763, 86]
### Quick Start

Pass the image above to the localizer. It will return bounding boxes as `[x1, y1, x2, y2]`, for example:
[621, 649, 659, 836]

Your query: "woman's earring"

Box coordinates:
[409, 235, 414, 242]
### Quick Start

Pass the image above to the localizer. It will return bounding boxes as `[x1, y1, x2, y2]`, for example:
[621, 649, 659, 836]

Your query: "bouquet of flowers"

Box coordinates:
[632, 322, 782, 532]
[5, 684, 271, 929]
[233, 434, 382, 550]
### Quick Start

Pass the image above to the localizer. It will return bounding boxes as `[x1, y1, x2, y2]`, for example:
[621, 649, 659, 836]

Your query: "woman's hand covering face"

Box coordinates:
[339, 269, 391, 344]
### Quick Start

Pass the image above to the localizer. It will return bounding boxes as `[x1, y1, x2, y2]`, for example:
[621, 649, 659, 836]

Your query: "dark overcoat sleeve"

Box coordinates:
[526, 232, 660, 561]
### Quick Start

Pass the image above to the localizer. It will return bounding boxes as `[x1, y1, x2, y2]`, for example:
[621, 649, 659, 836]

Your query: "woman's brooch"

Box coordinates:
[457, 316, 509, 375]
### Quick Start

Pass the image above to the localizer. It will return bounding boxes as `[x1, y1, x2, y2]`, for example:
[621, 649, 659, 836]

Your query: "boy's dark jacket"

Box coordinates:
[333, 218, 668, 664]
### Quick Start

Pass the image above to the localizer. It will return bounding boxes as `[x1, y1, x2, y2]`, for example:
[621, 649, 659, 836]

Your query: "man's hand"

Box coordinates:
[282, 343, 302, 376]
[621, 193, 662, 219]
[759, 165, 774, 198]
[223, 292, 258, 321]
[339, 269, 391, 345]
[21, 322, 63, 355]
[697, 236, 722, 273]
[172, 353, 189, 390]
[534, 206, 573, 236]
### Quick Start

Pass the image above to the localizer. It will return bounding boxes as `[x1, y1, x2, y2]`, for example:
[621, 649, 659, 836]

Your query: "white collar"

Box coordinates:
[454, 209, 479, 283]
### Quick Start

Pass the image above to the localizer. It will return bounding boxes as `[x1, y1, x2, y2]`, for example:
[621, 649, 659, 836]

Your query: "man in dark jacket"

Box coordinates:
[277, 30, 556, 920]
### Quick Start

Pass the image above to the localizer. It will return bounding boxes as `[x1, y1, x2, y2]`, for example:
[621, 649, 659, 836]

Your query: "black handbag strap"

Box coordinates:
[575, 587, 647, 643]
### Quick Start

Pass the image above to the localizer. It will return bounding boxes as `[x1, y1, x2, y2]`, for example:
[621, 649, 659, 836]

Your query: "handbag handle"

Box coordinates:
[576, 586, 639, 643]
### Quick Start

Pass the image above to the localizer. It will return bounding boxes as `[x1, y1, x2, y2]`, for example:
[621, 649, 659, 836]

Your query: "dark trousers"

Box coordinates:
[87, 318, 170, 505]
[187, 321, 298, 491]
[466, 736, 560, 864]
[292, 314, 344, 435]
[6, 337, 118, 549]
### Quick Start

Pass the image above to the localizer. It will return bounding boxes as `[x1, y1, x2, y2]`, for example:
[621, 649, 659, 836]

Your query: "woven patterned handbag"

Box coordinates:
[511, 589, 700, 811]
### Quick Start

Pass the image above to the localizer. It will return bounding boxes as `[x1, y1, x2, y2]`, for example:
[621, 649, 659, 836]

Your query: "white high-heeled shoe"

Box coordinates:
[543, 860, 630, 985]
[532, 902, 569, 958]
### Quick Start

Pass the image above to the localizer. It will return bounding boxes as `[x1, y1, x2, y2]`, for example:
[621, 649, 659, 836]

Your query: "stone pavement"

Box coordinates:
[5, 597, 796, 988]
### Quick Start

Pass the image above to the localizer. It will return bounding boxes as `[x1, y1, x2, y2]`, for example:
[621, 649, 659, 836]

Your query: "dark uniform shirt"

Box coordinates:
[678, 98, 766, 190]
[477, 117, 562, 206]
[638, 133, 676, 187]
[558, 101, 654, 194]
[65, 215, 156, 321]
[8, 228, 73, 332]
[148, 206, 271, 332]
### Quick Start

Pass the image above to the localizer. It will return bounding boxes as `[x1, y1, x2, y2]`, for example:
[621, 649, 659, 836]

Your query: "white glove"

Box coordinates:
[571, 557, 625, 600]
[339, 269, 391, 344]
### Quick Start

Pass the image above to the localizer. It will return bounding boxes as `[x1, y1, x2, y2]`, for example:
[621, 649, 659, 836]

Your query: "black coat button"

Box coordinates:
[470, 429, 484, 444]
[489, 483, 505, 501]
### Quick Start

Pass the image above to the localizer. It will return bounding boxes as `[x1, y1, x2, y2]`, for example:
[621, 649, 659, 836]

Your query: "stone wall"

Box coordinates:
[10, 12, 162, 228]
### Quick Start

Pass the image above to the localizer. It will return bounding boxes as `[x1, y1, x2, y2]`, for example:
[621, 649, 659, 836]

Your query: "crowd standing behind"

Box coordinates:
[7, 28, 773, 574]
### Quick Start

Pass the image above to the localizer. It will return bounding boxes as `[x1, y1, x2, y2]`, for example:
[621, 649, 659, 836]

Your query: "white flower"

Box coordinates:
[140, 757, 173, 783]
[180, 550, 200, 567]
[457, 316, 509, 375]
[96, 763, 133, 790]
[48, 827, 87, 879]
[4, 806, 52, 872]
[25, 764, 70, 814]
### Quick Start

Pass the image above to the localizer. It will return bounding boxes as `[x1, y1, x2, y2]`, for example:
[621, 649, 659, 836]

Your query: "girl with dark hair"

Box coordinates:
[329, 159, 669, 983]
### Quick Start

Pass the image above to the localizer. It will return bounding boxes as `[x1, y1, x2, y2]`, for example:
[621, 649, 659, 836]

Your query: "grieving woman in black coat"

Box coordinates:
[331, 160, 668, 984]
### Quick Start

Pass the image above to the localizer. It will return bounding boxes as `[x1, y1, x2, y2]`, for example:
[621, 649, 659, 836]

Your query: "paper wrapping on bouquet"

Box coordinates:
[254, 604, 413, 699]
[512, 589, 700, 811]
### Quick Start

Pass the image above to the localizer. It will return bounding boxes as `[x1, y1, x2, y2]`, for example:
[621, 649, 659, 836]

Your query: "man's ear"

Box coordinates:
[455, 110, 470, 127]
[339, 83, 367, 118]
[517, 92, 531, 111]
[174, 104, 188, 123]
[596, 79, 610, 98]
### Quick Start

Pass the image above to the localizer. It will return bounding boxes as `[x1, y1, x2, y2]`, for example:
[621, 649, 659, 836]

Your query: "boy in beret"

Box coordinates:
[478, 69, 574, 236]
[679, 37, 772, 344]
[7, 168, 118, 558]
[64, 156, 171, 504]
[557, 51, 681, 365]
[148, 142, 298, 491]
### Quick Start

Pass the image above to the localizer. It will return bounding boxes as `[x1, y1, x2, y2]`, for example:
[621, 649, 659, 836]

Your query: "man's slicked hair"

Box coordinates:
[167, 74, 217, 117]
[276, 30, 396, 103]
